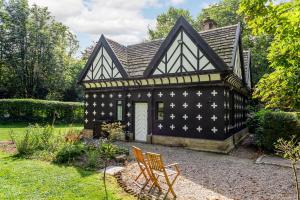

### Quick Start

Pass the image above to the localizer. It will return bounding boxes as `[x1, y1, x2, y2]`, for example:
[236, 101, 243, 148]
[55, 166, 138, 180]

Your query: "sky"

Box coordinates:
[28, 0, 220, 55]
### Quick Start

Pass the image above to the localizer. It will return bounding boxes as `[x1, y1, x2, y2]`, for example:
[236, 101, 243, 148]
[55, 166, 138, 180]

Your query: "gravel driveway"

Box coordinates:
[116, 141, 295, 200]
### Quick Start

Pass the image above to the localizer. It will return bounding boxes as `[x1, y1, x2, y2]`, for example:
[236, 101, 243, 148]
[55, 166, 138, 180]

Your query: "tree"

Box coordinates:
[0, 0, 81, 100]
[81, 42, 96, 61]
[275, 136, 300, 200]
[239, 0, 300, 110]
[148, 7, 194, 40]
[195, 0, 241, 30]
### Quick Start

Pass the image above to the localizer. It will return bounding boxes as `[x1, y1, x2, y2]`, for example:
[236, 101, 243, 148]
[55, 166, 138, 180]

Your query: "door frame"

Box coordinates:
[133, 101, 149, 142]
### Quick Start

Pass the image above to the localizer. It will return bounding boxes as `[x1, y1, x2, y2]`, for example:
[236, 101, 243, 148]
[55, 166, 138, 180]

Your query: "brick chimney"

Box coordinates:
[202, 17, 217, 30]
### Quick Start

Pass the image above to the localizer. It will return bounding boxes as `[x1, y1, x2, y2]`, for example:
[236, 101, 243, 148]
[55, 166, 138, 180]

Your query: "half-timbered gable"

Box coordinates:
[144, 17, 228, 77]
[78, 35, 128, 82]
[78, 17, 252, 153]
[152, 30, 216, 75]
[243, 50, 252, 88]
[233, 45, 242, 79]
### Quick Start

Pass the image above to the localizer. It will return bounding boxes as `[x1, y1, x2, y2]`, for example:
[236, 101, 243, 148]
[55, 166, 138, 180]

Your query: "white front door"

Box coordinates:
[134, 103, 148, 142]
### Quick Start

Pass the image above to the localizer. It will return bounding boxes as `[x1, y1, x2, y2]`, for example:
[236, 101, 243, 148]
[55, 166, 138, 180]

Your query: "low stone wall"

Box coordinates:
[150, 128, 249, 154]
[82, 128, 249, 154]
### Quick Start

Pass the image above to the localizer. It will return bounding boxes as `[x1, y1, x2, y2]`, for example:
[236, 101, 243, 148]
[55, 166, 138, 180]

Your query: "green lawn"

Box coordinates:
[0, 123, 83, 141]
[0, 152, 134, 199]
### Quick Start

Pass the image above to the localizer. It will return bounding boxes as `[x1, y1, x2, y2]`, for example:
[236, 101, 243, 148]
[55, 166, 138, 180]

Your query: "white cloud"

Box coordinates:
[28, 0, 159, 45]
[168, 0, 185, 5]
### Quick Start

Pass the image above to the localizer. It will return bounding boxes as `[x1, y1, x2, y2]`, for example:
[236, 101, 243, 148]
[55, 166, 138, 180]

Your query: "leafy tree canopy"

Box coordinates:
[195, 0, 241, 30]
[148, 7, 194, 40]
[0, 0, 83, 101]
[239, 0, 300, 110]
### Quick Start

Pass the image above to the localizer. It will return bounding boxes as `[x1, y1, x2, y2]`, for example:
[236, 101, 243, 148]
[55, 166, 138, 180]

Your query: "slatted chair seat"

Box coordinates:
[146, 152, 180, 198]
[152, 168, 178, 177]
[132, 146, 161, 191]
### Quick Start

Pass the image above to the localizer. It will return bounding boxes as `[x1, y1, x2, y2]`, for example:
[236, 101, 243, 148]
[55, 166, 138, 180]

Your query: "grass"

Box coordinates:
[0, 151, 134, 199]
[0, 123, 83, 141]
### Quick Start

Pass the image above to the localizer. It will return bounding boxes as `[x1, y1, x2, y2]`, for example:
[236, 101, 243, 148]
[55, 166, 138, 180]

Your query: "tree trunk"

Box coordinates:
[103, 155, 108, 200]
[292, 163, 300, 200]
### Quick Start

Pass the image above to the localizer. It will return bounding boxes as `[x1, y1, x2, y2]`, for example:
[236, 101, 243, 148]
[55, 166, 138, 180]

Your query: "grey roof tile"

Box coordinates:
[106, 24, 238, 77]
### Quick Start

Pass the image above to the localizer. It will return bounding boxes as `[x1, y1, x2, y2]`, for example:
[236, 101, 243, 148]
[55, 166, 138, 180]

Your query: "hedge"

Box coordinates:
[0, 99, 83, 124]
[247, 110, 300, 151]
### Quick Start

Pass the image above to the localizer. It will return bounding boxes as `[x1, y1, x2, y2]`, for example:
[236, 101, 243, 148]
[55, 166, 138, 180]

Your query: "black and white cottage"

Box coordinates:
[78, 17, 252, 153]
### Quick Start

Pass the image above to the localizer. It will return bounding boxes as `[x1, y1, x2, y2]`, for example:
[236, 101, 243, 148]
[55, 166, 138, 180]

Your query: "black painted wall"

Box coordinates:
[84, 85, 247, 141]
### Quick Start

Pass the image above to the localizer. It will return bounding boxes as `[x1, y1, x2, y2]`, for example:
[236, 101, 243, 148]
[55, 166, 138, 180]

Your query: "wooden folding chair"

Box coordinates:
[132, 146, 161, 190]
[146, 152, 180, 198]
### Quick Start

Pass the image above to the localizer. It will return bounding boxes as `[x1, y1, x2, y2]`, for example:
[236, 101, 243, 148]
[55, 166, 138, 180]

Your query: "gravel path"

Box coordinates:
[116, 141, 295, 200]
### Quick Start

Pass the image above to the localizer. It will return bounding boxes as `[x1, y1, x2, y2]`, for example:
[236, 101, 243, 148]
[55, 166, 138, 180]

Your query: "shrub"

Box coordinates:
[246, 109, 269, 134]
[248, 110, 300, 151]
[86, 150, 102, 168]
[54, 143, 85, 164]
[10, 124, 56, 155]
[99, 143, 128, 159]
[64, 128, 82, 143]
[0, 99, 83, 124]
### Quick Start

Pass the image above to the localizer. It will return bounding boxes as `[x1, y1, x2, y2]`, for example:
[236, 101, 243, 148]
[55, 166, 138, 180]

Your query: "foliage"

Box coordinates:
[246, 109, 268, 134]
[247, 110, 300, 151]
[148, 7, 194, 40]
[0, 98, 83, 123]
[10, 124, 56, 155]
[0, 0, 83, 101]
[101, 121, 126, 141]
[195, 0, 241, 30]
[85, 149, 102, 169]
[0, 153, 134, 199]
[239, 0, 300, 110]
[54, 142, 85, 164]
[81, 42, 97, 61]
[7, 122, 128, 172]
[275, 136, 300, 200]
[253, 68, 300, 109]
[64, 128, 82, 143]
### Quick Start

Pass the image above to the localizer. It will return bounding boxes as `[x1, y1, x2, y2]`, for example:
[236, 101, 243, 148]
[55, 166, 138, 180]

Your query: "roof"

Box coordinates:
[243, 50, 250, 69]
[243, 50, 252, 88]
[106, 24, 238, 77]
[200, 25, 238, 67]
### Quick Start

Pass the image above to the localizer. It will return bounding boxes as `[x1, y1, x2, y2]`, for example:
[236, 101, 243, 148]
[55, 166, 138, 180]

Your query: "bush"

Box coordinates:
[246, 109, 269, 134]
[10, 123, 128, 169]
[86, 149, 102, 169]
[99, 143, 129, 159]
[54, 143, 85, 164]
[247, 110, 300, 151]
[10, 124, 56, 155]
[0, 99, 83, 124]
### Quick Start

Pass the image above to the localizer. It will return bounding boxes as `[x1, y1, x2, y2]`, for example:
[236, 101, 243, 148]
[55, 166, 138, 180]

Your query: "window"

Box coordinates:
[156, 102, 164, 120]
[116, 100, 123, 121]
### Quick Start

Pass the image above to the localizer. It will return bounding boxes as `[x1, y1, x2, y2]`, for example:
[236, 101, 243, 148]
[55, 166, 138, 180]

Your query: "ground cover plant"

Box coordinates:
[8, 124, 129, 169]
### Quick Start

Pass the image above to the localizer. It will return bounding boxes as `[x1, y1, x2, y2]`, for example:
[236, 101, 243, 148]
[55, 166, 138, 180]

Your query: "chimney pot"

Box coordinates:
[202, 17, 217, 30]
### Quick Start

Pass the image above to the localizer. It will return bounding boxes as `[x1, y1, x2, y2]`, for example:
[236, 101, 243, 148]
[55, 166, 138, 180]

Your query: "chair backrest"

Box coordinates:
[132, 146, 146, 164]
[146, 152, 165, 172]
